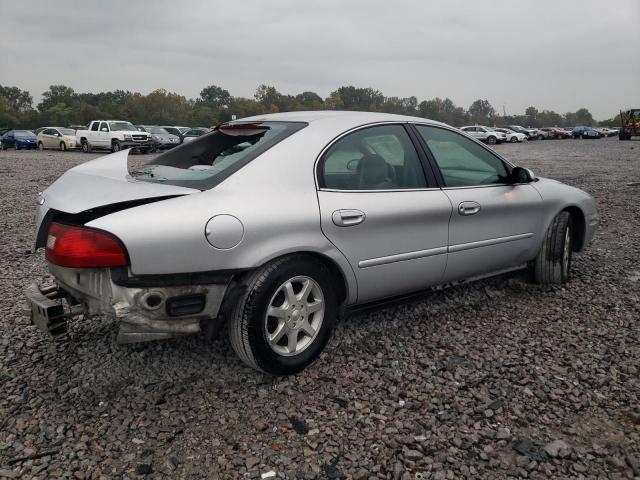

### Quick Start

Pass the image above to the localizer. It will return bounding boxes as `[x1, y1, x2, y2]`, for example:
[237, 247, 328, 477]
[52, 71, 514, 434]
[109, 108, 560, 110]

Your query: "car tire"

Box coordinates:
[60, 142, 66, 151]
[0, 144, 5, 150]
[15, 143, 20, 151]
[38, 142, 44, 151]
[532, 211, 573, 285]
[510, 136, 517, 143]
[111, 140, 121, 153]
[228, 255, 338, 375]
[81, 140, 91, 153]
[486, 136, 497, 145]
[537, 134, 544, 140]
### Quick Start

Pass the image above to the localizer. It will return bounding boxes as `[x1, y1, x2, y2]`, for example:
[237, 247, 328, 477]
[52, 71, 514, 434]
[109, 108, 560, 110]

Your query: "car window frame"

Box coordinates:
[315, 122, 439, 192]
[408, 123, 516, 190]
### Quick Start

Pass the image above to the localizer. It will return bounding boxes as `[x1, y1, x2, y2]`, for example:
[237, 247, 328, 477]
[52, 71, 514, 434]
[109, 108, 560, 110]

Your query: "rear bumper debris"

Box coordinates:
[24, 264, 229, 344]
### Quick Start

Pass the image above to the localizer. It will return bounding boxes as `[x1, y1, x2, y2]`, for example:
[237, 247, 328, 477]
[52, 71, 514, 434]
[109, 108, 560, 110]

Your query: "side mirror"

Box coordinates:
[101, 128, 108, 132]
[509, 166, 535, 184]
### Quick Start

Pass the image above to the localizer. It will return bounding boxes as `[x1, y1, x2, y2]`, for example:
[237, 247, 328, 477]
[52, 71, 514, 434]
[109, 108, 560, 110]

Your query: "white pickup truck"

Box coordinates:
[76, 120, 153, 153]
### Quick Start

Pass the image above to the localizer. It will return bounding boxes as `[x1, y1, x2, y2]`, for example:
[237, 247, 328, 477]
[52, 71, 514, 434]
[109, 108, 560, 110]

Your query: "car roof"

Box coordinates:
[238, 110, 447, 128]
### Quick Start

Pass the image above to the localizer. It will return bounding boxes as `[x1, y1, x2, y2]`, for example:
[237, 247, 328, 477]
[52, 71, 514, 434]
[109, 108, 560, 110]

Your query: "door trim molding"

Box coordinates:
[359, 246, 447, 268]
[448, 232, 533, 253]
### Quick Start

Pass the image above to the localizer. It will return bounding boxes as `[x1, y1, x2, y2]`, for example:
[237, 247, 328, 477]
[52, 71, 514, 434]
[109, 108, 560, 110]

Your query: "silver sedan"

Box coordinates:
[25, 111, 598, 375]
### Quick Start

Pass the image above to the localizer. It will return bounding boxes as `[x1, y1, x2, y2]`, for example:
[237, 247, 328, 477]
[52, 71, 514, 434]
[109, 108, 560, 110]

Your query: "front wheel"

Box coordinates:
[486, 136, 497, 145]
[538, 134, 544, 140]
[228, 255, 338, 375]
[532, 211, 573, 284]
[15, 143, 20, 151]
[510, 136, 517, 143]
[81, 140, 91, 153]
[60, 142, 66, 151]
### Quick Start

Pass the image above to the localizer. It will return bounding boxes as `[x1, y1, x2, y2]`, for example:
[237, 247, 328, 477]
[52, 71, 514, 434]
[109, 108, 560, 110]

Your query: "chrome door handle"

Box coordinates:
[332, 209, 366, 227]
[458, 201, 481, 216]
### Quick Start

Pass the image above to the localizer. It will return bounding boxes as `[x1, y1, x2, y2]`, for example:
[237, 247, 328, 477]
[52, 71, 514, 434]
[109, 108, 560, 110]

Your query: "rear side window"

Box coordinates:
[91, 122, 99, 131]
[416, 125, 509, 187]
[131, 121, 306, 190]
[320, 124, 427, 190]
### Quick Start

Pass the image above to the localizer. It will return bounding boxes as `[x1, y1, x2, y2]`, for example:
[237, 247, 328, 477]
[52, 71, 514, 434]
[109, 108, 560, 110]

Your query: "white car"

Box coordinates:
[460, 126, 507, 145]
[493, 127, 527, 143]
[37, 127, 77, 151]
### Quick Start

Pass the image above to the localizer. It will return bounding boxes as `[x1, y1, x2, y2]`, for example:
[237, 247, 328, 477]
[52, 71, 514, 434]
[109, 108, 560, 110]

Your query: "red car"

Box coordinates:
[540, 127, 571, 139]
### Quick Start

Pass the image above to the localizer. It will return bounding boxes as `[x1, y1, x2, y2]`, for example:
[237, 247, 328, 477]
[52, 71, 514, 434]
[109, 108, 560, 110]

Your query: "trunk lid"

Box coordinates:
[35, 150, 198, 243]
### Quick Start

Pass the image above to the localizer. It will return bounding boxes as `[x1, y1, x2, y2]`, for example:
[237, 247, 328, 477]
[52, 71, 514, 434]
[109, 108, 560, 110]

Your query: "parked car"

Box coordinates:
[37, 127, 77, 151]
[539, 127, 571, 139]
[137, 125, 180, 151]
[460, 126, 506, 144]
[1, 130, 38, 150]
[571, 126, 601, 139]
[160, 126, 190, 143]
[33, 127, 47, 135]
[76, 120, 153, 153]
[24, 111, 599, 375]
[596, 127, 617, 137]
[182, 127, 211, 143]
[507, 125, 536, 140]
[492, 127, 527, 143]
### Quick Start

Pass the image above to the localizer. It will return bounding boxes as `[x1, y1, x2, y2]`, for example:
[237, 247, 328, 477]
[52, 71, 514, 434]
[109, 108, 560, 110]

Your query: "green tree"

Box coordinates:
[525, 106, 539, 127]
[331, 86, 385, 111]
[295, 91, 324, 110]
[198, 85, 232, 109]
[0, 86, 33, 112]
[468, 99, 496, 125]
[0, 96, 20, 127]
[38, 85, 76, 112]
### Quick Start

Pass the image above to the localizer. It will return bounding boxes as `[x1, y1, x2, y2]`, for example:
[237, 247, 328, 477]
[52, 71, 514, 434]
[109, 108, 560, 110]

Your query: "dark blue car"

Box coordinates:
[571, 126, 601, 139]
[1, 130, 38, 150]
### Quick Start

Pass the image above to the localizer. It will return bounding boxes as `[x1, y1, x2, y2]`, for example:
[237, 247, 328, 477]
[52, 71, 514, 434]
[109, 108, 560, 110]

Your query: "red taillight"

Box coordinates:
[45, 222, 128, 268]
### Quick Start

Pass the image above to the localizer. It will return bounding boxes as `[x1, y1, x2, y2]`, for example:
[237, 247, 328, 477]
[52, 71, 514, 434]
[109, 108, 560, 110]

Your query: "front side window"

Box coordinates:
[130, 121, 305, 190]
[416, 125, 509, 187]
[320, 124, 427, 190]
[99, 122, 108, 132]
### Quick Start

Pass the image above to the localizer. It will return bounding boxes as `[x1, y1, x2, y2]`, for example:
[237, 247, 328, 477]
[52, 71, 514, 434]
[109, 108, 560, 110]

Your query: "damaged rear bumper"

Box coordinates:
[24, 264, 230, 344]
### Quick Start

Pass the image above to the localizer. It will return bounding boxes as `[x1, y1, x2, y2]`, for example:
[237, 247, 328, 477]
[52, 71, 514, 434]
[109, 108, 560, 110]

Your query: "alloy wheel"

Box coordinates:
[264, 276, 325, 356]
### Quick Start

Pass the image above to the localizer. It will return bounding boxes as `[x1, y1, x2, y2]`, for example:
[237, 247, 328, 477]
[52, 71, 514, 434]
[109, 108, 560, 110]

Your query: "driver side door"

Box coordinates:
[413, 124, 543, 282]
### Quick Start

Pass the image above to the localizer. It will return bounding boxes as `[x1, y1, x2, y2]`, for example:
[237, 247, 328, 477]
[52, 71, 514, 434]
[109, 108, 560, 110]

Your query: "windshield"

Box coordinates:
[108, 121, 138, 132]
[178, 127, 190, 134]
[15, 130, 36, 138]
[149, 127, 168, 134]
[59, 128, 75, 135]
[130, 121, 306, 190]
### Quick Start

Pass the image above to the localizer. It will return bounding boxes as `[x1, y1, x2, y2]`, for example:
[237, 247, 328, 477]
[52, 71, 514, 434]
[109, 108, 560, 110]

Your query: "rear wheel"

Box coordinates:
[537, 134, 544, 140]
[38, 142, 44, 151]
[15, 143, 20, 151]
[486, 136, 497, 145]
[532, 211, 573, 285]
[228, 255, 338, 375]
[111, 140, 121, 152]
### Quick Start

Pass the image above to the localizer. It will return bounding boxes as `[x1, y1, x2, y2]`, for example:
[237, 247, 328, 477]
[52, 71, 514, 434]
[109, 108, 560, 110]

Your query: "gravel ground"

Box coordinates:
[0, 138, 638, 479]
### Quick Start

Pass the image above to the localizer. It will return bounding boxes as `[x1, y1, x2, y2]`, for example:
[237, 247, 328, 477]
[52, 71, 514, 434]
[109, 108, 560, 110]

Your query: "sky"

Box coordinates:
[1, 0, 639, 120]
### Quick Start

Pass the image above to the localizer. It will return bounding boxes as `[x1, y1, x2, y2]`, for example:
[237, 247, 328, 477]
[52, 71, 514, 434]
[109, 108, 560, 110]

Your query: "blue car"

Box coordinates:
[571, 126, 601, 139]
[1, 130, 38, 150]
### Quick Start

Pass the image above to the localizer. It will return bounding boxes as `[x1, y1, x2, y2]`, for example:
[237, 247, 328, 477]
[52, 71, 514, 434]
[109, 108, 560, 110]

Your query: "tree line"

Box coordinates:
[0, 83, 619, 130]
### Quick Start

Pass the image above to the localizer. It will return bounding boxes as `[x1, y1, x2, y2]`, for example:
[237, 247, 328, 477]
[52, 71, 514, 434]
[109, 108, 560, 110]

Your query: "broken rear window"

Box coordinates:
[129, 121, 306, 190]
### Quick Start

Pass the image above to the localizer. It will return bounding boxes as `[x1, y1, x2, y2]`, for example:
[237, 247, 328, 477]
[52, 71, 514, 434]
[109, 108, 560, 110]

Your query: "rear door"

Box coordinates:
[413, 124, 543, 282]
[317, 123, 452, 303]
